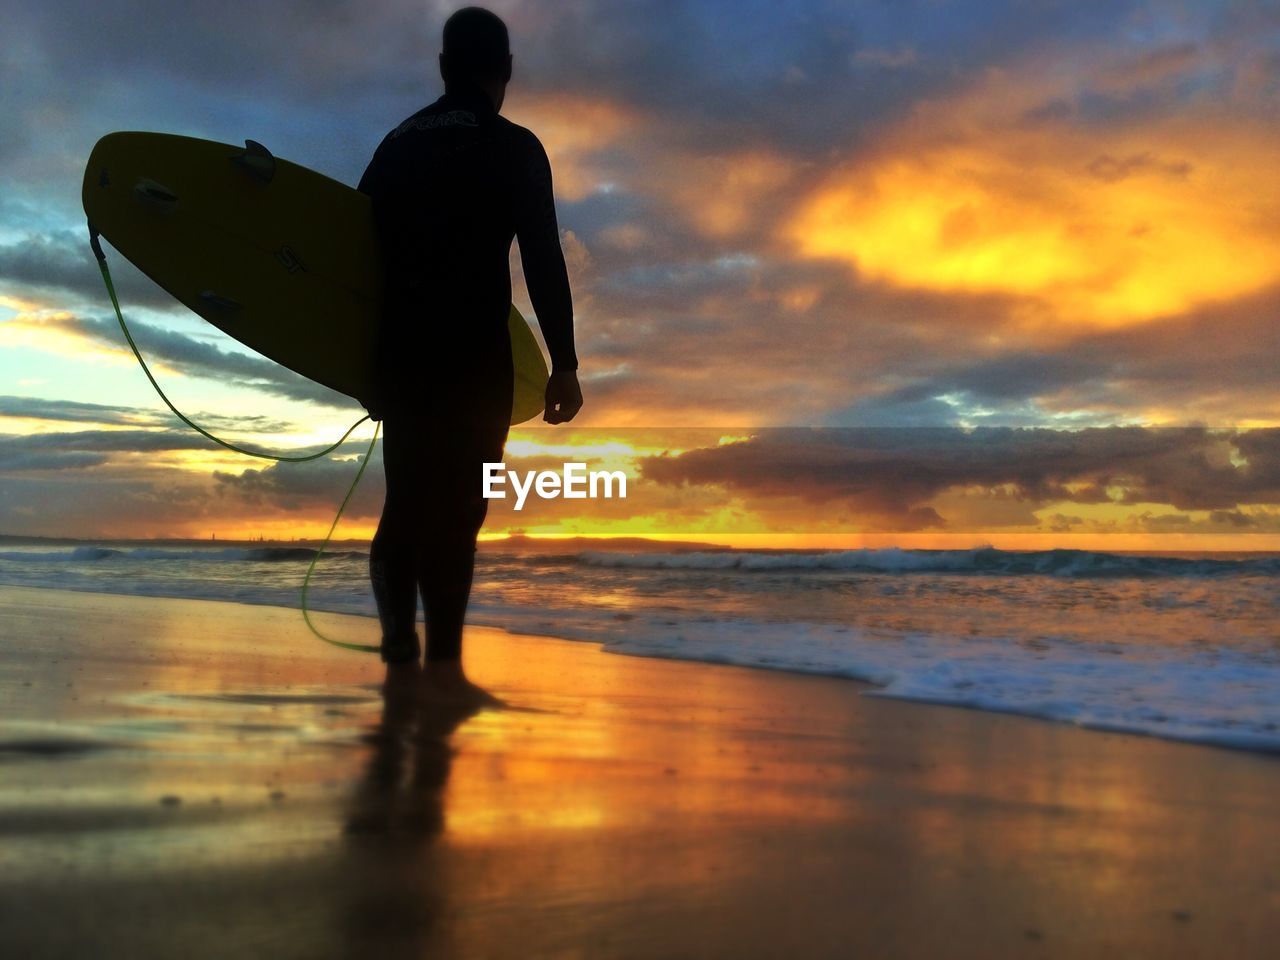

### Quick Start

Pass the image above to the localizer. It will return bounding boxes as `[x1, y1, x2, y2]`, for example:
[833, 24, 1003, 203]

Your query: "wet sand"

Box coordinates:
[1, 584, 1278, 958]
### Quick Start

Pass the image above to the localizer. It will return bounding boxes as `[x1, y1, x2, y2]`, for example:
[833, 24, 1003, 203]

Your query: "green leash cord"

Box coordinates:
[297, 426, 381, 654]
[91, 228, 380, 654]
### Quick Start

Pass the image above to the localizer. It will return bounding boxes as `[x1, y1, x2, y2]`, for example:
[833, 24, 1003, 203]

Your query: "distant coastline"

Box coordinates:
[3, 532, 1277, 559]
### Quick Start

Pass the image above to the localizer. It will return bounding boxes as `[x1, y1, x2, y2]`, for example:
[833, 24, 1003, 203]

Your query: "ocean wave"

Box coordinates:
[3, 544, 1276, 578]
[577, 547, 1280, 578]
[4, 567, 1279, 754]
[0, 546, 366, 564]
[462, 601, 1280, 753]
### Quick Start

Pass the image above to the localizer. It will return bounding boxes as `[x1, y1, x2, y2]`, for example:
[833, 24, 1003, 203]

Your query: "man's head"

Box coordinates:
[439, 7, 512, 110]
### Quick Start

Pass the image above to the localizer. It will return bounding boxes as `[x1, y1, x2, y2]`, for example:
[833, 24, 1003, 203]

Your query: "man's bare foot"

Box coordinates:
[420, 659, 504, 709]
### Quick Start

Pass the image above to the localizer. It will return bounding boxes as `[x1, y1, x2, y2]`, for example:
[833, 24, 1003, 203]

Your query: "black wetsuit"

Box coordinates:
[358, 83, 576, 662]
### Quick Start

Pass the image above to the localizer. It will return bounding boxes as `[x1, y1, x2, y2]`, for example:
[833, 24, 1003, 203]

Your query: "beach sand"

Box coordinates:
[1, 584, 1277, 958]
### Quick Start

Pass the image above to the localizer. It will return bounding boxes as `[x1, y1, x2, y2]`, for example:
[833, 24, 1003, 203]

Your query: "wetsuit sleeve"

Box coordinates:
[355, 149, 393, 409]
[512, 131, 578, 372]
[356, 156, 376, 195]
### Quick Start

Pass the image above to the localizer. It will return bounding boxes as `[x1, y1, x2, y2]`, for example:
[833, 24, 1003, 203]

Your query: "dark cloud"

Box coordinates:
[1231, 430, 1280, 489]
[3, 428, 219, 455]
[0, 429, 383, 536]
[0, 471, 237, 538]
[1209, 508, 1260, 528]
[507, 0, 1149, 155]
[0, 230, 188, 310]
[0, 395, 157, 427]
[0, 450, 108, 472]
[640, 427, 1280, 527]
[17, 311, 355, 409]
[0, 427, 321, 480]
[1119, 41, 1201, 81]
[564, 245, 1044, 424]
[212, 443, 384, 515]
[5, 423, 1280, 537]
[0, 0, 1165, 204]
[0, 425, 370, 463]
[1085, 152, 1192, 182]
[829, 281, 1280, 428]
[0, 394, 297, 434]
[3, 1, 441, 196]
[207, 442, 650, 527]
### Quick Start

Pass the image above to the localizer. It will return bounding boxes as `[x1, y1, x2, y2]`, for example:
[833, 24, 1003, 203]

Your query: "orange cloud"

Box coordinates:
[657, 150, 794, 239]
[4, 307, 137, 367]
[505, 92, 636, 201]
[787, 60, 1280, 328]
[0, 293, 41, 312]
[510, 91, 796, 243]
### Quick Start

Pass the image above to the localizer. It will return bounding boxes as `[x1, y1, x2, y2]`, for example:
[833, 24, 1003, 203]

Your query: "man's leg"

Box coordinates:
[418, 344, 513, 665]
[370, 414, 424, 665]
[418, 415, 507, 662]
[418, 530, 480, 663]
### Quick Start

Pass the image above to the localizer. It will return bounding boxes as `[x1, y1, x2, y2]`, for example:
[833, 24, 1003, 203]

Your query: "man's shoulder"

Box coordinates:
[493, 118, 548, 162]
[498, 117, 542, 145]
[360, 109, 548, 194]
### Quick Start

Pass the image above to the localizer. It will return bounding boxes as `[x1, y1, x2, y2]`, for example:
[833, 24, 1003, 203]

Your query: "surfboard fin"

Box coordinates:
[199, 290, 243, 311]
[134, 178, 178, 207]
[230, 139, 276, 183]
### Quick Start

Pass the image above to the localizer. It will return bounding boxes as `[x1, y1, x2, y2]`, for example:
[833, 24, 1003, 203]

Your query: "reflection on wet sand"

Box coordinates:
[346, 664, 496, 838]
[3, 587, 1280, 958]
[339, 663, 495, 953]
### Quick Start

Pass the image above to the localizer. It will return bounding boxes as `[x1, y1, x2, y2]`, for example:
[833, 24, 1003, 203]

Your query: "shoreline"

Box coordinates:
[3, 580, 1279, 759]
[7, 532, 1280, 554]
[2, 585, 1280, 957]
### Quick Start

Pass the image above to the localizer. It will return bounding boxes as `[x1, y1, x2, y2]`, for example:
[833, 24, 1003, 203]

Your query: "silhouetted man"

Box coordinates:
[358, 7, 582, 675]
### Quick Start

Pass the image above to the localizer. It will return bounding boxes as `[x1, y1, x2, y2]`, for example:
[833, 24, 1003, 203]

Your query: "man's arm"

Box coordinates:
[512, 130, 582, 423]
[356, 151, 389, 421]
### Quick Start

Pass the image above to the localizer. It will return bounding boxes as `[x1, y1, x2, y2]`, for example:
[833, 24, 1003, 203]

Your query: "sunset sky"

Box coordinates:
[3, 0, 1280, 545]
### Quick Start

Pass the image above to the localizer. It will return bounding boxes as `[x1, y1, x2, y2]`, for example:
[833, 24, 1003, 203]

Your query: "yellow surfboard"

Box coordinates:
[81, 132, 549, 424]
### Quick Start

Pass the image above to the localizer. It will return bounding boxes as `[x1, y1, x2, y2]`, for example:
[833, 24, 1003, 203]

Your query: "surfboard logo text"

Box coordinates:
[275, 245, 308, 273]
[482, 463, 628, 511]
[392, 110, 479, 137]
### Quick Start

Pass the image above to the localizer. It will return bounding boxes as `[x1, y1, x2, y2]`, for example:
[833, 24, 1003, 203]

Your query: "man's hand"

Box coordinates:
[543, 370, 582, 424]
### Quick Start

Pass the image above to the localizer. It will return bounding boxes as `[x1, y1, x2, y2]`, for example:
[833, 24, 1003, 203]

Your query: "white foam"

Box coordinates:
[579, 547, 1280, 577]
[4, 545, 1280, 754]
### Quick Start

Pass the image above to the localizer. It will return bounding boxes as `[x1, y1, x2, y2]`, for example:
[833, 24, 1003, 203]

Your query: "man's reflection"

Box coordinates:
[341, 661, 501, 950]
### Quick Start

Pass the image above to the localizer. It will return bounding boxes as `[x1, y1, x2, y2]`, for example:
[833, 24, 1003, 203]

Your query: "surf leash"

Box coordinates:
[89, 230, 369, 461]
[298, 425, 381, 654]
[91, 227, 381, 654]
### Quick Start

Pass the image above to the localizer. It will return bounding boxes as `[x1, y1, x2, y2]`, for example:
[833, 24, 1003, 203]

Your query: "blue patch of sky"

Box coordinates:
[848, 0, 1145, 65]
